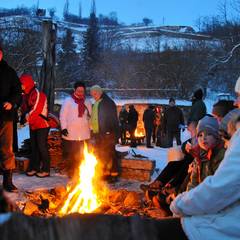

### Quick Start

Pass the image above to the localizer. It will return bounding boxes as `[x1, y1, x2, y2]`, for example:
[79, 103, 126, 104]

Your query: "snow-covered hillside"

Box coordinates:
[0, 15, 220, 52]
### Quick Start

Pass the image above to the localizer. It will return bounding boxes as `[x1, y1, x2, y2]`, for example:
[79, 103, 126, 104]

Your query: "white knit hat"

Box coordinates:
[235, 76, 240, 94]
[90, 85, 103, 93]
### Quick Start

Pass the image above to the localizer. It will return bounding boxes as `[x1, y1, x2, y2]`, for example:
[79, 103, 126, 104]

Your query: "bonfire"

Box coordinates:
[58, 143, 103, 215]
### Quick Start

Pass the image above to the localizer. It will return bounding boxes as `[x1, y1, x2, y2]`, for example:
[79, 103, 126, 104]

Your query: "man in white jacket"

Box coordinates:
[60, 81, 92, 177]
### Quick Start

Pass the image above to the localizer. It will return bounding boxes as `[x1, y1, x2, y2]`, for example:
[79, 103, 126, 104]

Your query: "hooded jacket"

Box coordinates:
[20, 74, 49, 130]
[170, 128, 240, 240]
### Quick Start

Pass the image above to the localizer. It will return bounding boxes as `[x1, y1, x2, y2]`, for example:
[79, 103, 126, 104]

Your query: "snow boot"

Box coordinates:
[3, 170, 18, 193]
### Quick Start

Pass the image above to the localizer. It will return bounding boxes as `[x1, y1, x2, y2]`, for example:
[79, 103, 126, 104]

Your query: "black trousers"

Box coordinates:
[167, 130, 181, 147]
[92, 133, 119, 175]
[145, 126, 153, 147]
[29, 127, 50, 172]
[120, 123, 127, 144]
[129, 126, 137, 147]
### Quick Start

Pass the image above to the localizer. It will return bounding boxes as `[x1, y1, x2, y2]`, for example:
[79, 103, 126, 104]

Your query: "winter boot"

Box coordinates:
[3, 170, 18, 193]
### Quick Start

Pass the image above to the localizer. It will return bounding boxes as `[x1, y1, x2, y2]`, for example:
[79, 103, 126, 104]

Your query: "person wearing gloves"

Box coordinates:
[59, 81, 91, 177]
[20, 74, 50, 178]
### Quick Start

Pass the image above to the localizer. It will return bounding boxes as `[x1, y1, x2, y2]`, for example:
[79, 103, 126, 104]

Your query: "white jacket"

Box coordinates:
[60, 97, 92, 141]
[170, 128, 240, 240]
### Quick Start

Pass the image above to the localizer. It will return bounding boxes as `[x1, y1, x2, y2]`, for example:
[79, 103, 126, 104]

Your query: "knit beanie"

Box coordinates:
[197, 115, 219, 138]
[235, 76, 240, 94]
[219, 109, 240, 134]
[212, 100, 235, 119]
[193, 88, 203, 100]
[90, 85, 103, 93]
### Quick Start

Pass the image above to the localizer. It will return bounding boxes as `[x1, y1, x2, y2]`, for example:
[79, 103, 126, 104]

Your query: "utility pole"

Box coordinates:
[40, 20, 57, 112]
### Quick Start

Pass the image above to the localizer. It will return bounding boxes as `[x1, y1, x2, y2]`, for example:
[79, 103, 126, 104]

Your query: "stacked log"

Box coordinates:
[120, 156, 155, 182]
[15, 130, 63, 172]
[48, 130, 63, 168]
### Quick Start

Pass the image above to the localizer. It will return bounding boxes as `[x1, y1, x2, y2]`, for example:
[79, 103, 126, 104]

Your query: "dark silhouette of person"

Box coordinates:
[127, 105, 138, 147]
[143, 105, 155, 148]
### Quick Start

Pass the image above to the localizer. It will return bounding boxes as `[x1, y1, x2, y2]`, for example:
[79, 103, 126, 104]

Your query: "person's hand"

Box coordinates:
[185, 142, 192, 153]
[61, 129, 68, 136]
[3, 102, 12, 110]
[25, 114, 29, 122]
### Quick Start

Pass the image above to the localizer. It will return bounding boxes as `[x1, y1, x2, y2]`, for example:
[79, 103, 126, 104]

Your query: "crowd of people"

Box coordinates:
[119, 96, 188, 149]
[1, 43, 240, 239]
[0, 45, 120, 191]
[137, 79, 240, 239]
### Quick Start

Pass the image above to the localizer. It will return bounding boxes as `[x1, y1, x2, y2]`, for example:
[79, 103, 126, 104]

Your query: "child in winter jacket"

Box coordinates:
[151, 115, 225, 215]
[20, 74, 50, 178]
[186, 115, 225, 190]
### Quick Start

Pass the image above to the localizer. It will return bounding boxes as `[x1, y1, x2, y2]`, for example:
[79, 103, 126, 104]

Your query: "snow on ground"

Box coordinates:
[11, 94, 215, 197]
[13, 124, 191, 194]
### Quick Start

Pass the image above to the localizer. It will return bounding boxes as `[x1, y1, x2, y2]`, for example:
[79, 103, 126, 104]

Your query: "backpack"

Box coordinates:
[39, 112, 60, 129]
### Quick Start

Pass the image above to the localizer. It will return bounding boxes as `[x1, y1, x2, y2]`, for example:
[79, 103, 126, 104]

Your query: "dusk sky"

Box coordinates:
[1, 0, 226, 26]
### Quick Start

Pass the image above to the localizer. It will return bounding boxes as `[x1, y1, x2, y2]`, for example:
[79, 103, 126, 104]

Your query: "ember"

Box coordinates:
[58, 143, 102, 215]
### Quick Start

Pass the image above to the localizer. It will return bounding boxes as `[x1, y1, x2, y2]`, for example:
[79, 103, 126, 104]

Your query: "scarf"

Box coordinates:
[71, 93, 85, 118]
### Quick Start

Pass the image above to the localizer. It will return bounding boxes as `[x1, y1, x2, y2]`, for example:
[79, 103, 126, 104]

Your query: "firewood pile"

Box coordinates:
[120, 151, 155, 182]
[15, 186, 168, 220]
[48, 130, 63, 167]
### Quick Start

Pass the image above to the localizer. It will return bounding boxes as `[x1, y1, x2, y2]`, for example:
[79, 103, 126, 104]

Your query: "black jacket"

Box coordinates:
[98, 93, 119, 137]
[119, 109, 128, 125]
[128, 108, 138, 129]
[164, 105, 184, 132]
[188, 99, 206, 124]
[143, 108, 155, 128]
[0, 60, 22, 122]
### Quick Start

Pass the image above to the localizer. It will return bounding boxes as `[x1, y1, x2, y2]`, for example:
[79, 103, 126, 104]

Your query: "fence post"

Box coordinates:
[40, 20, 57, 112]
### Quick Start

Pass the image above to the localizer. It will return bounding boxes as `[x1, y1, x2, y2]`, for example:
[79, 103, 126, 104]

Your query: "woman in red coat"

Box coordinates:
[20, 74, 50, 178]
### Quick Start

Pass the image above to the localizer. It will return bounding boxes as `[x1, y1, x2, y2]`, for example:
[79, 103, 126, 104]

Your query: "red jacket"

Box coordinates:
[20, 74, 49, 130]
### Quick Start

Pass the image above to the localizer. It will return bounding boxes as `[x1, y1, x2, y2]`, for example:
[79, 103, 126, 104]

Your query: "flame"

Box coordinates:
[126, 129, 145, 138]
[134, 129, 144, 137]
[58, 143, 102, 215]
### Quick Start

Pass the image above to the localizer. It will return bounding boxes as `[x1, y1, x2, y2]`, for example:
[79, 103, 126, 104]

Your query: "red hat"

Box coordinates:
[20, 74, 35, 94]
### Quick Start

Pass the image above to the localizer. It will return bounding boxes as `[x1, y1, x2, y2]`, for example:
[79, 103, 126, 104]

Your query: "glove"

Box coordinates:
[61, 129, 68, 136]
